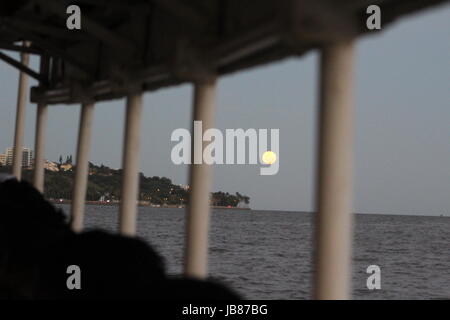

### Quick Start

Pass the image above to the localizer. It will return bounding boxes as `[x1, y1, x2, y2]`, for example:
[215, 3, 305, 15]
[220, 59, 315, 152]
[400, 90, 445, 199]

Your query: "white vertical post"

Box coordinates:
[185, 77, 217, 278]
[33, 56, 49, 193]
[119, 92, 143, 236]
[71, 103, 95, 232]
[314, 41, 355, 300]
[12, 41, 30, 179]
[33, 102, 48, 193]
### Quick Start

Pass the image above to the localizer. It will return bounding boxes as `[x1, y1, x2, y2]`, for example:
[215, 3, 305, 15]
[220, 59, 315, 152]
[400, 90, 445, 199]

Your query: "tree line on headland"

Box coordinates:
[0, 162, 250, 207]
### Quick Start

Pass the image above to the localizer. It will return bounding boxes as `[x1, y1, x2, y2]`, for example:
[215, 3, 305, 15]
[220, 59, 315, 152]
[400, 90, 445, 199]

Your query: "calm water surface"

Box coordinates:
[59, 205, 450, 299]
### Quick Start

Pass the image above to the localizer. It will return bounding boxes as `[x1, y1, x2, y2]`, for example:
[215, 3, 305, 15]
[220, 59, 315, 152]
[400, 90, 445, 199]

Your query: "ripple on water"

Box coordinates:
[57, 205, 450, 299]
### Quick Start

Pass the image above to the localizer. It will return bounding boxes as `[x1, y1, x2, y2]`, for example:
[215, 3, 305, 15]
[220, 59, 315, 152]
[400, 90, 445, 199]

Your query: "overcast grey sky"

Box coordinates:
[0, 5, 449, 215]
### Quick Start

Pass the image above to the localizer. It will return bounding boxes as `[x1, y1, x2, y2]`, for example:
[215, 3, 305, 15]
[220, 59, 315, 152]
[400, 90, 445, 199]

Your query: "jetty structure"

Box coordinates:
[0, 0, 447, 299]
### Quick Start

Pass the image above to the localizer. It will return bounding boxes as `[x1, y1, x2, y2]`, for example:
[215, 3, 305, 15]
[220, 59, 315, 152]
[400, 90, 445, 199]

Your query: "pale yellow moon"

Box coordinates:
[262, 151, 277, 165]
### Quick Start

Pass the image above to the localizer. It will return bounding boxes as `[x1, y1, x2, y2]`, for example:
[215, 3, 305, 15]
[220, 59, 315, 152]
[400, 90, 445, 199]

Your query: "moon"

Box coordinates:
[262, 151, 277, 165]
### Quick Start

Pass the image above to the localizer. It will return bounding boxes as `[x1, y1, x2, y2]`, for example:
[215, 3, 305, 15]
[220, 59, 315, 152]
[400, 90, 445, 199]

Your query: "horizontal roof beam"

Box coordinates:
[8, 26, 95, 78]
[151, 0, 207, 29]
[0, 43, 42, 54]
[5, 17, 88, 41]
[33, 0, 137, 54]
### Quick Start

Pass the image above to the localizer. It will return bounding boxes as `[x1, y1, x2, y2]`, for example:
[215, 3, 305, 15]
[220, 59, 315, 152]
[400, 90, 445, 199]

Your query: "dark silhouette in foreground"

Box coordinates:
[0, 177, 240, 300]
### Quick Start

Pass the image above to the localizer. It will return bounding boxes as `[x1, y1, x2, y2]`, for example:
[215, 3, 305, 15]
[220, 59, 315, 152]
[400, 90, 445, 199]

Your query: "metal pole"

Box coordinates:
[12, 41, 30, 179]
[33, 56, 49, 193]
[314, 41, 355, 300]
[119, 92, 143, 236]
[71, 103, 95, 232]
[33, 103, 48, 193]
[185, 77, 217, 278]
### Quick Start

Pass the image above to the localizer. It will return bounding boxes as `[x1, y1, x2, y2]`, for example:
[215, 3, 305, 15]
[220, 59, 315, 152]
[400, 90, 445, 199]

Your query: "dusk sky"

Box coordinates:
[0, 5, 449, 215]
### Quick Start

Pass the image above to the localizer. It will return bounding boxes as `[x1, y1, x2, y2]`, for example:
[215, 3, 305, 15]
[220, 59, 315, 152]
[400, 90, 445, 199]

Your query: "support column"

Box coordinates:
[119, 92, 143, 236]
[314, 41, 355, 300]
[33, 56, 49, 193]
[184, 77, 217, 278]
[33, 103, 48, 193]
[12, 41, 30, 179]
[71, 103, 95, 232]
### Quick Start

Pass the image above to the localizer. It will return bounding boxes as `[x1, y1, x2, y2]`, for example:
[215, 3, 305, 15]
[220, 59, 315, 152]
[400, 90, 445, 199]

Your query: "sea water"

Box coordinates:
[58, 205, 450, 299]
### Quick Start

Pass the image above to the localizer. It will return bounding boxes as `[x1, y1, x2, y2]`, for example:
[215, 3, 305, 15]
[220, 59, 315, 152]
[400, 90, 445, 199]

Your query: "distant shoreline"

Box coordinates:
[50, 200, 447, 217]
[51, 199, 250, 210]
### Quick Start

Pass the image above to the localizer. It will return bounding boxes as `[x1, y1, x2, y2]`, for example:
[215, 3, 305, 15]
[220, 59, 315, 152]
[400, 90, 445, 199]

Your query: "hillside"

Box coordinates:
[0, 162, 250, 207]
